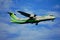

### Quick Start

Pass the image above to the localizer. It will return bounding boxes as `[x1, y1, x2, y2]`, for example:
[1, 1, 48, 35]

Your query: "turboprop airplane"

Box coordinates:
[8, 11, 56, 25]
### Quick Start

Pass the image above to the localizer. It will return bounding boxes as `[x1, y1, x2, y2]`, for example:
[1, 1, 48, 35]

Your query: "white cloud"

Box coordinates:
[39, 9, 60, 16]
[0, 0, 14, 11]
[53, 5, 60, 9]
[6, 26, 60, 40]
[23, 8, 34, 14]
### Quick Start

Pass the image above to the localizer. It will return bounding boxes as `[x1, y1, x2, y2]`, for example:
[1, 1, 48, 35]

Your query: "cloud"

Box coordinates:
[6, 26, 60, 40]
[39, 9, 60, 15]
[0, 0, 14, 11]
[53, 5, 60, 9]
[0, 22, 19, 40]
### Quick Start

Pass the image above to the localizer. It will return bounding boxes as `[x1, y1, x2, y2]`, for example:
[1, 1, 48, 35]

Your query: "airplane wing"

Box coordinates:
[17, 11, 36, 17]
[17, 11, 30, 17]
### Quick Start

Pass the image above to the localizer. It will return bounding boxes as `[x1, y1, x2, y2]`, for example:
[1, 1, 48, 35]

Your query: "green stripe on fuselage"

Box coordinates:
[12, 19, 38, 24]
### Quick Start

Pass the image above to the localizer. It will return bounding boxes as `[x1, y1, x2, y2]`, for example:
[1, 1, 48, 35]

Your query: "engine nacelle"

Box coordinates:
[30, 14, 36, 18]
[29, 14, 36, 19]
[30, 14, 34, 17]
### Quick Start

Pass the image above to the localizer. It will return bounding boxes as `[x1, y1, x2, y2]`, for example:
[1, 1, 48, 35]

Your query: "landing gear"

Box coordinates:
[31, 23, 33, 24]
[35, 23, 38, 25]
[52, 19, 54, 22]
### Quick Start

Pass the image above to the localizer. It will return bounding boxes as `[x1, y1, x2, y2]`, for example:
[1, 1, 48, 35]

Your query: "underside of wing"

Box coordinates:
[17, 11, 36, 17]
[17, 11, 31, 17]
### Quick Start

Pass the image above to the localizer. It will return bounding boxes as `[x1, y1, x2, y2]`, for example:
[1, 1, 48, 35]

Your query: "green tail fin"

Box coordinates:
[8, 12, 18, 22]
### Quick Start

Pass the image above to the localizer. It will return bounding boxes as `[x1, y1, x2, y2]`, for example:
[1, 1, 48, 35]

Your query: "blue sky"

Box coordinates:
[0, 0, 60, 40]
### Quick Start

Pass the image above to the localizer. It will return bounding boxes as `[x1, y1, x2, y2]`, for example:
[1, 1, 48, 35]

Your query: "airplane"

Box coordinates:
[8, 11, 56, 25]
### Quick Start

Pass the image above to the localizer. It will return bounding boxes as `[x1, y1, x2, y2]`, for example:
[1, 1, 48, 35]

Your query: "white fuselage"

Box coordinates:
[11, 15, 55, 24]
[35, 15, 55, 21]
